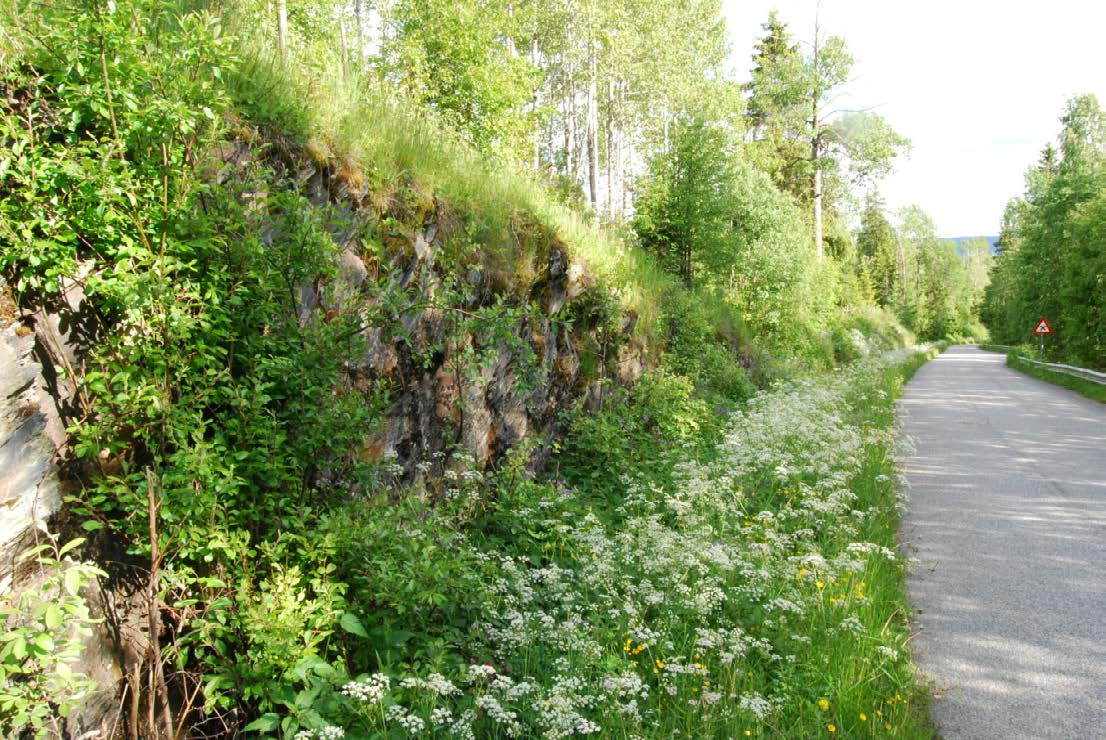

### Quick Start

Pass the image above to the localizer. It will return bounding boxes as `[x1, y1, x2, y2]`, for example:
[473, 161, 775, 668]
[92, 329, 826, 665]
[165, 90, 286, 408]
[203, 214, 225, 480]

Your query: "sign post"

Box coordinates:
[1033, 317, 1052, 358]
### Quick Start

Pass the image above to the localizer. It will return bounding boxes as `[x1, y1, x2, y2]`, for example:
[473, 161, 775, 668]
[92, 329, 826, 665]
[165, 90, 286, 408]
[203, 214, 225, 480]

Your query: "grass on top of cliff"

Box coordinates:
[225, 41, 734, 344]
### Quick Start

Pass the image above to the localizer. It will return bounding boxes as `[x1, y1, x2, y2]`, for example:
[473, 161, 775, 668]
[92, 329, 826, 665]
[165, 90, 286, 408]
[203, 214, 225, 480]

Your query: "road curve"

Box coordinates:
[898, 345, 1106, 739]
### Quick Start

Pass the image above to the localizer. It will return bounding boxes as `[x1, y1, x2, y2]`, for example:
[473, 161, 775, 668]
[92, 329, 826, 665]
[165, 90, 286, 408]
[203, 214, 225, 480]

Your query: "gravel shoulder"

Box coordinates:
[898, 345, 1106, 739]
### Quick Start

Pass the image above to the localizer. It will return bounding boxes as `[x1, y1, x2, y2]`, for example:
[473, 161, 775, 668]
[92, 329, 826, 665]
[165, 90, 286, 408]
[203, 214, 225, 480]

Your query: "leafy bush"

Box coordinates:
[556, 369, 709, 501]
[0, 527, 104, 738]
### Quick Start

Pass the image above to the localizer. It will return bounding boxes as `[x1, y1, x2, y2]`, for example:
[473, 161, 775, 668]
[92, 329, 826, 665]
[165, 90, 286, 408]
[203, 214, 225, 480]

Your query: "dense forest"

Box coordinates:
[0, 1, 1011, 738]
[981, 95, 1106, 369]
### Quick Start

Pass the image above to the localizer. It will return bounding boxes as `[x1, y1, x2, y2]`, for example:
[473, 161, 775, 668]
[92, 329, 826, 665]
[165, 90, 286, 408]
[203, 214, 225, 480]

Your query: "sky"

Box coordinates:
[719, 0, 1106, 237]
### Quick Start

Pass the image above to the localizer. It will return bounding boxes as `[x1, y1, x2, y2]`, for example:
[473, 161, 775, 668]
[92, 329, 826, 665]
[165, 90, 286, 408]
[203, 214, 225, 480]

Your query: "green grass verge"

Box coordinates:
[1006, 354, 1106, 403]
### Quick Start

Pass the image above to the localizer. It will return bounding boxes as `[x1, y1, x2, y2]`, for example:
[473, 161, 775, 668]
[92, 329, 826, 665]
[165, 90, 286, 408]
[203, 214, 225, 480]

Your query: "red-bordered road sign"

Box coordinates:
[1034, 317, 1053, 335]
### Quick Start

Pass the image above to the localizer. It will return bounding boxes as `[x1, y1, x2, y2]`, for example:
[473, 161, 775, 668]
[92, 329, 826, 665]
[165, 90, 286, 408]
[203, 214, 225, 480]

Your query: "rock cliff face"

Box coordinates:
[0, 320, 63, 590]
[208, 136, 645, 479]
[287, 145, 645, 480]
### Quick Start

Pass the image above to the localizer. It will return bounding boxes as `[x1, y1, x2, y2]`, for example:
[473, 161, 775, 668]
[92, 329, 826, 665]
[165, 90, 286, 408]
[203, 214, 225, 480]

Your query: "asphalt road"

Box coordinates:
[898, 345, 1106, 739]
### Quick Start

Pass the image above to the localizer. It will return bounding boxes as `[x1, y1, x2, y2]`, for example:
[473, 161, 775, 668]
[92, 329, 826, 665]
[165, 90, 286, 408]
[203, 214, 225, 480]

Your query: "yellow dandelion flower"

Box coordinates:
[744, 732, 752, 737]
[828, 724, 836, 733]
[817, 581, 825, 589]
[876, 710, 883, 718]
[885, 725, 893, 731]
[860, 713, 867, 721]
[819, 699, 829, 710]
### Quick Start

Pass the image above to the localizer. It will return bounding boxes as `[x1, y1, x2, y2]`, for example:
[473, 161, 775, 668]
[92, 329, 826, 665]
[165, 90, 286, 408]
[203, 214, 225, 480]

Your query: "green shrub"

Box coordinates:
[556, 369, 709, 502]
[0, 527, 104, 738]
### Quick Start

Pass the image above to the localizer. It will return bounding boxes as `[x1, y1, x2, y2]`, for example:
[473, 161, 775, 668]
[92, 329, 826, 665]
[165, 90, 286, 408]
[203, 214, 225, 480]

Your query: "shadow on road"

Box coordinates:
[898, 345, 1106, 738]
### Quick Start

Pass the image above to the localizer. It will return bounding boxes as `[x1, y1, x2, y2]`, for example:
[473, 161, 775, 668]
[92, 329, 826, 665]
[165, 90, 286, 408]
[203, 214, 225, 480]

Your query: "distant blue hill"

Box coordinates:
[944, 235, 1000, 254]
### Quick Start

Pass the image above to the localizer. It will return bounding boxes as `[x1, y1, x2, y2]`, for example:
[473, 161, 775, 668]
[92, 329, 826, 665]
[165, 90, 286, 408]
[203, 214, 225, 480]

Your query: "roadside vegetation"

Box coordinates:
[1006, 355, 1106, 403]
[0, 0, 980, 737]
[979, 347, 1106, 404]
[261, 344, 942, 738]
[981, 96, 1106, 370]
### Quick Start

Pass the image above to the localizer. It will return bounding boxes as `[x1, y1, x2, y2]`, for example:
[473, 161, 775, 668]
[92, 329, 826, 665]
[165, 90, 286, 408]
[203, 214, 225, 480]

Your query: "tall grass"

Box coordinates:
[223, 30, 742, 344]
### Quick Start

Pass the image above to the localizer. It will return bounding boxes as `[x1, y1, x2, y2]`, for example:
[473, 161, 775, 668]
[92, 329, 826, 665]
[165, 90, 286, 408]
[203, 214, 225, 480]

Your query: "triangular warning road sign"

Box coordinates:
[1034, 317, 1052, 335]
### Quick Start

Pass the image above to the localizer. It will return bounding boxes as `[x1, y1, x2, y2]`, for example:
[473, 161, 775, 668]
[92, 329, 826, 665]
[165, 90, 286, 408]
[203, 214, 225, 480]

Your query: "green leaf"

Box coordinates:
[242, 713, 281, 733]
[338, 612, 368, 638]
[64, 568, 83, 597]
[33, 632, 55, 653]
[44, 604, 63, 630]
[58, 537, 86, 557]
[311, 662, 337, 680]
[81, 520, 106, 532]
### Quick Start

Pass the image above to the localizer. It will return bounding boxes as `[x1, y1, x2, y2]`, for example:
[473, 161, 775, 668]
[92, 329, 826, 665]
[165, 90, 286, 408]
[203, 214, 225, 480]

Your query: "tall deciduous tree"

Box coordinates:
[384, 0, 536, 157]
[745, 10, 908, 261]
[633, 119, 734, 287]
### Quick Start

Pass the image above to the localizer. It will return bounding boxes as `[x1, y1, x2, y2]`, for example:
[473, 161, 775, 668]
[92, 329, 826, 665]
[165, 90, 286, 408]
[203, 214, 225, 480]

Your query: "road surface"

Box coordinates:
[898, 345, 1106, 739]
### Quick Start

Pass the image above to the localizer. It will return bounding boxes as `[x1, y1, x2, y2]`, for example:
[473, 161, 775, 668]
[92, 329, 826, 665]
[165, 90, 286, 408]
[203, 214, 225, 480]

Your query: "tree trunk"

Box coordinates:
[354, 0, 363, 63]
[605, 79, 614, 219]
[811, 5, 823, 262]
[618, 81, 629, 215]
[338, 10, 350, 82]
[565, 58, 576, 181]
[276, 0, 288, 62]
[506, 3, 517, 58]
[813, 165, 823, 261]
[144, 468, 174, 740]
[531, 36, 540, 171]
[587, 50, 600, 211]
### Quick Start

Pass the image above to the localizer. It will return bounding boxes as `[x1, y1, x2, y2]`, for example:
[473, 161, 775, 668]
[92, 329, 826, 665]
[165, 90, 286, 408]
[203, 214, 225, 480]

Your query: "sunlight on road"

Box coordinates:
[899, 345, 1106, 738]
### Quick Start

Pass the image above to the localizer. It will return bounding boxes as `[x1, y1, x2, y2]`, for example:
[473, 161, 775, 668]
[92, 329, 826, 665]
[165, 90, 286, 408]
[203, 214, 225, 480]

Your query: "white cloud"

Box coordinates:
[721, 0, 1106, 236]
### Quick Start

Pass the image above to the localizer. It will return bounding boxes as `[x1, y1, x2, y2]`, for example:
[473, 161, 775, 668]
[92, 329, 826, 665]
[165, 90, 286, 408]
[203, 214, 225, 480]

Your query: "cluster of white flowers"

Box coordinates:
[396, 714, 425, 735]
[429, 707, 453, 726]
[838, 614, 866, 633]
[341, 674, 389, 704]
[466, 664, 497, 683]
[399, 673, 461, 696]
[601, 672, 649, 702]
[298, 348, 926, 737]
[738, 692, 778, 720]
[876, 645, 901, 661]
[474, 695, 521, 736]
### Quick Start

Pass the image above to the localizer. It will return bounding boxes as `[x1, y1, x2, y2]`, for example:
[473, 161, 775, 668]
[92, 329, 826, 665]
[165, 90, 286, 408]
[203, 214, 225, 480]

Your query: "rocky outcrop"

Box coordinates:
[0, 320, 63, 591]
[281, 148, 646, 481]
[1, 279, 138, 739]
